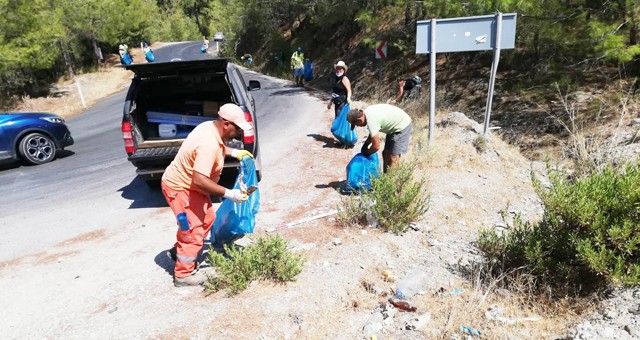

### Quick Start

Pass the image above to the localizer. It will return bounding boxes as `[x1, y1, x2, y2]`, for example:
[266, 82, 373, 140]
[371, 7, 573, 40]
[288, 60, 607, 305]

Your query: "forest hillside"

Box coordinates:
[3, 0, 639, 163]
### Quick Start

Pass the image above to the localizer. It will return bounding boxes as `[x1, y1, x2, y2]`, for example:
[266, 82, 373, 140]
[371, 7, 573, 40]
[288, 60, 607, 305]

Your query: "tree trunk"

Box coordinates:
[58, 40, 75, 79]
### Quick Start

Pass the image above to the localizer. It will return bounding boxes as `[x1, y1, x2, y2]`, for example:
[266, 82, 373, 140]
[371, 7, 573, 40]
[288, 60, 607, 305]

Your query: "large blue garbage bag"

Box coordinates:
[345, 152, 380, 193]
[120, 52, 133, 65]
[303, 59, 314, 81]
[145, 50, 155, 62]
[200, 44, 207, 53]
[331, 104, 357, 146]
[211, 157, 260, 247]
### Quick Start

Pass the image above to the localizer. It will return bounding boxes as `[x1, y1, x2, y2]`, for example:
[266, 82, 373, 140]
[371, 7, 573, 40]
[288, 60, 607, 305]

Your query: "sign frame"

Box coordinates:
[415, 13, 517, 143]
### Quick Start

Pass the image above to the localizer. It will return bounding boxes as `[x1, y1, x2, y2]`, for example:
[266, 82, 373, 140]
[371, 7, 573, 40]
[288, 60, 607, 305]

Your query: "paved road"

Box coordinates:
[0, 42, 325, 262]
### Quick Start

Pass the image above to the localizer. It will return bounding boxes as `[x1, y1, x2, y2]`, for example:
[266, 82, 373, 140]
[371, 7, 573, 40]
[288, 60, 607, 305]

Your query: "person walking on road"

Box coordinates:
[347, 103, 412, 173]
[143, 42, 155, 63]
[326, 60, 352, 118]
[118, 44, 132, 65]
[161, 103, 254, 287]
[290, 47, 305, 86]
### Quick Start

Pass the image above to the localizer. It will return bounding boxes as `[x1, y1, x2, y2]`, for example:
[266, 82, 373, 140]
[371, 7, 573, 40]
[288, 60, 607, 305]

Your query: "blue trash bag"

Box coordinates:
[331, 104, 357, 146]
[344, 152, 380, 193]
[145, 50, 155, 62]
[200, 44, 207, 53]
[210, 157, 260, 247]
[120, 52, 133, 65]
[303, 60, 314, 81]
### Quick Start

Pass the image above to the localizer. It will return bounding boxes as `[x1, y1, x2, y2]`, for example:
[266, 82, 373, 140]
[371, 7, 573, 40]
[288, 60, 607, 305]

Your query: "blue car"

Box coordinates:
[0, 112, 74, 165]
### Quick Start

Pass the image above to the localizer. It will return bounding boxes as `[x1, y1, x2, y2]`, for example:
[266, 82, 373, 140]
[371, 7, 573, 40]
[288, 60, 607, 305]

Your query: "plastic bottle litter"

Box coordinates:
[460, 325, 481, 336]
[177, 212, 190, 231]
[395, 268, 429, 298]
[388, 298, 417, 312]
[361, 197, 379, 228]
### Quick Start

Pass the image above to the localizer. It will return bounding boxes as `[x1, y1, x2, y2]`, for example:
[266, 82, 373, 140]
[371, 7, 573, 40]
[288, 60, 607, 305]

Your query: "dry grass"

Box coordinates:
[14, 64, 130, 119]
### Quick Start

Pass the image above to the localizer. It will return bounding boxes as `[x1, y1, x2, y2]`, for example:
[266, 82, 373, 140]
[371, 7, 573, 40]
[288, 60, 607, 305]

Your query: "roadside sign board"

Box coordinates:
[415, 13, 517, 143]
[416, 13, 516, 53]
[375, 40, 387, 59]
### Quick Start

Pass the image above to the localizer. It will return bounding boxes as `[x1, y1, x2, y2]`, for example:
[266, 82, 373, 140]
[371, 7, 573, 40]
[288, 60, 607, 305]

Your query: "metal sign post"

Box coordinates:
[416, 13, 517, 143]
[375, 40, 387, 80]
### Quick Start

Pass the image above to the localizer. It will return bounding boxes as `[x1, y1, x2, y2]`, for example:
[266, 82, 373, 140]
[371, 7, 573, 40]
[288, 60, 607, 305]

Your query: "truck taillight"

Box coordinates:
[122, 121, 135, 154]
[242, 112, 255, 144]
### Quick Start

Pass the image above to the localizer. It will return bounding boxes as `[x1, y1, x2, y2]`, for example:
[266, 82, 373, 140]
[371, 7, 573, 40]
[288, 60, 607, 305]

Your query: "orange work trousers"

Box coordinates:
[161, 182, 215, 278]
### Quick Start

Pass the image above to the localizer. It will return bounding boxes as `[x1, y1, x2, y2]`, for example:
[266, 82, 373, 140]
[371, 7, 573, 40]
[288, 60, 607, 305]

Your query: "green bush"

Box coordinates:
[338, 161, 429, 234]
[478, 163, 640, 295]
[204, 235, 306, 296]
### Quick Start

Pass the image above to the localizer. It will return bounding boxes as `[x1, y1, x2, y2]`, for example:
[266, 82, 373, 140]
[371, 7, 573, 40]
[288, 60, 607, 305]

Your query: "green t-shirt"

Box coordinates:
[365, 104, 412, 136]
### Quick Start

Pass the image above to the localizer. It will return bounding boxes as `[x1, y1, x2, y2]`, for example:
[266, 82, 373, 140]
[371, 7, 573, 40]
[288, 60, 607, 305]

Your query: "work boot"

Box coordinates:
[173, 270, 207, 287]
[167, 247, 177, 262]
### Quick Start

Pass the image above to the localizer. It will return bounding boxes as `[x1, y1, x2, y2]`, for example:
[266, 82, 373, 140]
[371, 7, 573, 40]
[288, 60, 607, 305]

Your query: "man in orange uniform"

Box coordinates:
[161, 103, 253, 287]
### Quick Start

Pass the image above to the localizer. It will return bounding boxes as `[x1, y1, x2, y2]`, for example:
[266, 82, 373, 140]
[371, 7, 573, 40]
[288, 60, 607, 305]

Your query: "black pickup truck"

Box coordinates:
[121, 58, 262, 185]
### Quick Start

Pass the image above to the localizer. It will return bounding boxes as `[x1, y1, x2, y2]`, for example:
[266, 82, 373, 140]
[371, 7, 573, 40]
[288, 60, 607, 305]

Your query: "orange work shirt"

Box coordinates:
[161, 121, 225, 193]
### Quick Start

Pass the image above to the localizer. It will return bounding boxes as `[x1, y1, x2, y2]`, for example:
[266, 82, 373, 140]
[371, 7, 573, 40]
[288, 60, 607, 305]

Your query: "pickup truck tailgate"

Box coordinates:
[128, 146, 180, 162]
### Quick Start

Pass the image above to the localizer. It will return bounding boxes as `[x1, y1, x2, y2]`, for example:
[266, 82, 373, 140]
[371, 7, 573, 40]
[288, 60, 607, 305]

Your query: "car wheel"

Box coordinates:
[19, 132, 56, 165]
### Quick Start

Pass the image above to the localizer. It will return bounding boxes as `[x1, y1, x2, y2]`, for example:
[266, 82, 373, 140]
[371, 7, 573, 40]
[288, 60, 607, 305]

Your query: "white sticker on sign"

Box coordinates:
[475, 35, 487, 44]
[465, 32, 471, 37]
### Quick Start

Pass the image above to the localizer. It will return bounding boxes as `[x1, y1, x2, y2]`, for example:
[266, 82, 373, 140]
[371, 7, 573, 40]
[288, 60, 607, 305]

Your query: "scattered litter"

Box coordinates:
[460, 325, 481, 336]
[363, 312, 383, 339]
[427, 239, 440, 246]
[396, 269, 429, 298]
[371, 285, 385, 296]
[388, 298, 417, 312]
[405, 312, 431, 330]
[450, 289, 465, 296]
[452, 191, 464, 199]
[485, 304, 540, 324]
[333, 238, 342, 246]
[408, 222, 419, 231]
[108, 307, 118, 314]
[382, 270, 397, 282]
[265, 210, 339, 232]
[361, 229, 367, 235]
[322, 261, 330, 272]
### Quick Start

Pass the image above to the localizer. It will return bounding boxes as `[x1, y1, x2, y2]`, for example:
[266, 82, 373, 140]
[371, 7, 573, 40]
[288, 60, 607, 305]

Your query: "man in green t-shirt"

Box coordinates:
[347, 103, 413, 172]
